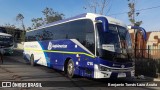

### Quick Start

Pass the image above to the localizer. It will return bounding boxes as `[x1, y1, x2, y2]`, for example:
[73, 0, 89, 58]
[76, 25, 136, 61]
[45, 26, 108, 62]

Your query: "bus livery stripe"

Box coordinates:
[24, 48, 95, 58]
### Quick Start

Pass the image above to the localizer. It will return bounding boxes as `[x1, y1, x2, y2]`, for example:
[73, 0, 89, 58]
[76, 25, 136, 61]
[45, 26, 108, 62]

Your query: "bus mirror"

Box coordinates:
[128, 26, 147, 41]
[95, 17, 109, 32]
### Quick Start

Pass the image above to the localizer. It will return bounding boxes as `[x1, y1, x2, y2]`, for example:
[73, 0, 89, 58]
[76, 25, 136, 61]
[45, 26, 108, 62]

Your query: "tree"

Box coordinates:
[2, 23, 16, 35]
[128, 0, 142, 26]
[31, 7, 64, 29]
[31, 17, 44, 29]
[42, 7, 64, 24]
[26, 27, 32, 31]
[128, 0, 144, 60]
[16, 13, 25, 30]
[16, 13, 25, 42]
[3, 23, 16, 29]
[84, 0, 111, 15]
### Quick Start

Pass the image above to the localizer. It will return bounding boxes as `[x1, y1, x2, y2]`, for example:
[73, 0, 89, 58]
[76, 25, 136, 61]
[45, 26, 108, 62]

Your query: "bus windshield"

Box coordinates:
[96, 23, 132, 62]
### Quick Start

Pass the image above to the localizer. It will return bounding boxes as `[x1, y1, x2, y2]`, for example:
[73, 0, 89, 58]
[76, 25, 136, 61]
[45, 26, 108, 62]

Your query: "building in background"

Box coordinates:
[129, 29, 160, 59]
[146, 31, 160, 59]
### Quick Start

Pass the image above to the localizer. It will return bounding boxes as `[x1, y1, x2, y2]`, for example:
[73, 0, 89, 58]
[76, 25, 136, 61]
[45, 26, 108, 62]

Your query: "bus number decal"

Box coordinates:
[87, 62, 93, 66]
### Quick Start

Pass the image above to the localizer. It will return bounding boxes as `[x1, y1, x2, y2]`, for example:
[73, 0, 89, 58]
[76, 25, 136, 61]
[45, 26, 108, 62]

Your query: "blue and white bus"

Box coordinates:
[23, 13, 146, 78]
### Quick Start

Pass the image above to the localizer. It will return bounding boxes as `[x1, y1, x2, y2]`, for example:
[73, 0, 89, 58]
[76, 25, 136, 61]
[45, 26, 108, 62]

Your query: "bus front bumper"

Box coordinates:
[94, 64, 135, 79]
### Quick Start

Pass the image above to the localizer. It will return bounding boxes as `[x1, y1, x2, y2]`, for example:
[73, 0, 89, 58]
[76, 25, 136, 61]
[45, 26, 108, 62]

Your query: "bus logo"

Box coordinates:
[48, 42, 53, 50]
[48, 42, 67, 50]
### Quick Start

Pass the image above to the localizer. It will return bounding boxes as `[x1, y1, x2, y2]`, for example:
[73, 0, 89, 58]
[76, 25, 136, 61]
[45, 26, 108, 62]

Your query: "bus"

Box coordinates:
[23, 13, 146, 78]
[0, 32, 14, 55]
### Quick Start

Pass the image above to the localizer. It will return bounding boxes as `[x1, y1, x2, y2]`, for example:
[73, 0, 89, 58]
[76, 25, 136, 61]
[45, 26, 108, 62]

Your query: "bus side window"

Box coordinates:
[86, 33, 95, 54]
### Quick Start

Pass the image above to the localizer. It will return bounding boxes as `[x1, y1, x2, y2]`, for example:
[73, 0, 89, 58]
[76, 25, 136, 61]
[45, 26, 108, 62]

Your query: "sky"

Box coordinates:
[0, 0, 160, 31]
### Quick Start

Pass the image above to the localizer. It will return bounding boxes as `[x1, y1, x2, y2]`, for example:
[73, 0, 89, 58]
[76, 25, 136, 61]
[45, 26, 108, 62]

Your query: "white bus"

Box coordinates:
[0, 32, 14, 55]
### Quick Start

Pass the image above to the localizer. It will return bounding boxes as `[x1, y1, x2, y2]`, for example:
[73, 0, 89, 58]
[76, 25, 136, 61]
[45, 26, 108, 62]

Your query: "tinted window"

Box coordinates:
[26, 19, 95, 53]
[96, 23, 120, 48]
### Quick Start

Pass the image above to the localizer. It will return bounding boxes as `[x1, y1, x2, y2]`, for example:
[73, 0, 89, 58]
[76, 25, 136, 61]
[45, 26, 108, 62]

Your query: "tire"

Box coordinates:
[30, 54, 35, 66]
[67, 59, 74, 78]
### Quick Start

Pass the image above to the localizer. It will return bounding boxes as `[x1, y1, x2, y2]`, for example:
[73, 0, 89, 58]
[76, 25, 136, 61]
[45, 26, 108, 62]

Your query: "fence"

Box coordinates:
[134, 48, 160, 78]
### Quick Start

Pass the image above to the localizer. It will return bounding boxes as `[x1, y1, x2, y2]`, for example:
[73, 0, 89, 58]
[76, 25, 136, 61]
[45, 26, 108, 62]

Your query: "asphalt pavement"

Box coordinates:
[0, 49, 159, 90]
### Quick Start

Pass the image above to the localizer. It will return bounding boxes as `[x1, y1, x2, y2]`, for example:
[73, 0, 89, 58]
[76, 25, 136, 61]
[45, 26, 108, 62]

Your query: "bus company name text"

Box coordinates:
[48, 42, 67, 50]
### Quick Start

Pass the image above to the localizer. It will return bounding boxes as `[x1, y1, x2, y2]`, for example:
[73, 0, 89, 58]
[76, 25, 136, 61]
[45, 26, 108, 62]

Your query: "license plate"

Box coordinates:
[118, 73, 126, 78]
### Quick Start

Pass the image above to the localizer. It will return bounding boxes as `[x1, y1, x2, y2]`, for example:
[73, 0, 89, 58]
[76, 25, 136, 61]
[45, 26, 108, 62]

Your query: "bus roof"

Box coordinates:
[0, 32, 12, 37]
[28, 13, 126, 32]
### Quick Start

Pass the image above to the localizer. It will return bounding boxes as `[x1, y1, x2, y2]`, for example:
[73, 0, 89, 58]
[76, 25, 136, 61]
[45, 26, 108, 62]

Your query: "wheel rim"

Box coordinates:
[68, 62, 73, 75]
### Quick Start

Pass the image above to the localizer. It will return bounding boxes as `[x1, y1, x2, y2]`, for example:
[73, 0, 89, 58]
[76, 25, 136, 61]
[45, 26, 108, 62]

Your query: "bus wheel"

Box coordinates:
[67, 59, 74, 78]
[30, 54, 35, 66]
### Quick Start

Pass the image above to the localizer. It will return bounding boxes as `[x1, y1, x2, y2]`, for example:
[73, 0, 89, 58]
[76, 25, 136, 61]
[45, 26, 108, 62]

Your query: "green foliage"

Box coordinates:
[2, 23, 17, 37]
[16, 13, 25, 30]
[42, 7, 64, 24]
[16, 13, 24, 21]
[3, 23, 16, 29]
[134, 21, 142, 26]
[16, 13, 26, 42]
[127, 0, 142, 26]
[26, 27, 32, 31]
[31, 17, 44, 29]
[31, 7, 64, 29]
[129, 19, 135, 24]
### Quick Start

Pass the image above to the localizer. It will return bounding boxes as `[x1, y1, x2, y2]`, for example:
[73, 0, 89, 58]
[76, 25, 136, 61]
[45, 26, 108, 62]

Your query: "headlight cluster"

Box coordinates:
[98, 65, 111, 71]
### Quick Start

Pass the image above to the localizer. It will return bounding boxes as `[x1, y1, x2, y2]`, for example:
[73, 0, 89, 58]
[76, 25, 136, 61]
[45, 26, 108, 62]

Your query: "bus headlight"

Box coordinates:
[98, 65, 111, 71]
